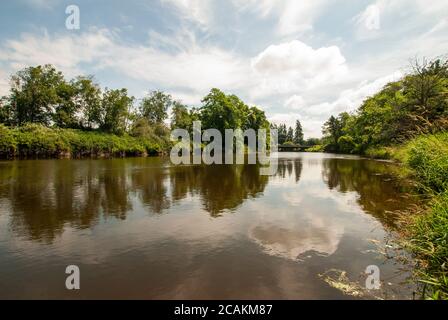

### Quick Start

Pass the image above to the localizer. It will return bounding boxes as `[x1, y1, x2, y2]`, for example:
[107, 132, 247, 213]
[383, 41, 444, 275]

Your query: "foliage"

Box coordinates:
[306, 145, 325, 152]
[140, 90, 172, 124]
[410, 191, 448, 300]
[99, 88, 134, 135]
[0, 124, 167, 158]
[321, 58, 448, 154]
[392, 132, 448, 300]
[9, 65, 65, 126]
[294, 120, 304, 145]
[403, 132, 448, 193]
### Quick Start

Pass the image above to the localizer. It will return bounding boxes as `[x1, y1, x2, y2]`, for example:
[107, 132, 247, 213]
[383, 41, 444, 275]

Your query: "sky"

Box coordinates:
[0, 0, 447, 138]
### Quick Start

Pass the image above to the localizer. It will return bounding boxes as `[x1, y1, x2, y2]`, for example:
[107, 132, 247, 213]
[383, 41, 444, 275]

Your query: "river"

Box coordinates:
[0, 153, 417, 299]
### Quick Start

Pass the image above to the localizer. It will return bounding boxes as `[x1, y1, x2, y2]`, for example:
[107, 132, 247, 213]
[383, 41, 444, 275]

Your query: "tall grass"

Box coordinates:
[0, 124, 171, 159]
[399, 132, 448, 299]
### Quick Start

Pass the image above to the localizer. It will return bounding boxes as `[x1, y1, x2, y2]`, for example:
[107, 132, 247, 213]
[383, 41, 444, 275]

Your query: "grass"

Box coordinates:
[0, 123, 171, 159]
[305, 145, 325, 152]
[395, 132, 448, 299]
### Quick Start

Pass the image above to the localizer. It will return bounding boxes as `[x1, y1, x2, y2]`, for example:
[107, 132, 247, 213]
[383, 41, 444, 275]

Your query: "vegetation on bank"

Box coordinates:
[0, 65, 275, 158]
[320, 58, 448, 155]
[319, 57, 448, 300]
[396, 132, 448, 299]
[0, 123, 170, 158]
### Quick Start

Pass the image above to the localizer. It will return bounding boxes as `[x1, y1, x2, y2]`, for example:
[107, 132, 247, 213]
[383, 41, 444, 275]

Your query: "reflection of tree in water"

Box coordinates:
[0, 159, 270, 242]
[169, 164, 269, 217]
[2, 160, 132, 242]
[274, 159, 303, 183]
[321, 159, 416, 227]
[131, 166, 171, 214]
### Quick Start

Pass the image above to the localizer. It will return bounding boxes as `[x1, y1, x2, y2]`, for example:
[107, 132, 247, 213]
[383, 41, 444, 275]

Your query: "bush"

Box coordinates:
[404, 132, 448, 193]
[14, 124, 70, 157]
[0, 124, 172, 159]
[305, 145, 324, 152]
[410, 191, 448, 299]
[0, 124, 16, 157]
[365, 146, 394, 159]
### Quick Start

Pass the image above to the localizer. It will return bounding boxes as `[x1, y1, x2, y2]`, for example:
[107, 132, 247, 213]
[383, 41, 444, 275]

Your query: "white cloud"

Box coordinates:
[0, 28, 251, 97]
[353, 4, 381, 40]
[161, 0, 212, 28]
[234, 0, 329, 35]
[272, 71, 403, 138]
[0, 29, 113, 78]
[285, 95, 305, 110]
[0, 30, 350, 108]
[250, 40, 347, 97]
[0, 69, 9, 96]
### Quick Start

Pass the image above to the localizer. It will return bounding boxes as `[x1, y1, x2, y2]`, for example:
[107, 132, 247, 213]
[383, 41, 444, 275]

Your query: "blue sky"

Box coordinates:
[0, 0, 447, 137]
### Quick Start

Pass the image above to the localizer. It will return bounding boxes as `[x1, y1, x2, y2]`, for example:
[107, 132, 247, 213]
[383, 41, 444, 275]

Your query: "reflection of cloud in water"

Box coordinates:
[249, 218, 344, 261]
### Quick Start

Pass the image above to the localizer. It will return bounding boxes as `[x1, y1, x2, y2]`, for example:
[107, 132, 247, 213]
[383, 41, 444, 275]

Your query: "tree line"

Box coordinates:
[321, 58, 448, 154]
[0, 64, 312, 149]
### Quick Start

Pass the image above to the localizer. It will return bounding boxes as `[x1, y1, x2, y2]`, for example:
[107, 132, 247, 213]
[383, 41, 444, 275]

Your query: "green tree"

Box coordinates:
[9, 65, 65, 126]
[278, 124, 287, 145]
[294, 120, 304, 145]
[200, 88, 247, 132]
[323, 116, 342, 146]
[286, 126, 294, 143]
[171, 102, 193, 130]
[140, 90, 172, 124]
[99, 88, 134, 135]
[53, 81, 78, 128]
[0, 97, 13, 126]
[73, 76, 102, 129]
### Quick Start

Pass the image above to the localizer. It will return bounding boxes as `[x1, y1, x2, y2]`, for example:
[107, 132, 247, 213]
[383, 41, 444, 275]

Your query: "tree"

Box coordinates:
[99, 88, 134, 134]
[246, 106, 269, 132]
[286, 127, 294, 143]
[53, 81, 78, 128]
[9, 65, 65, 126]
[171, 102, 193, 130]
[0, 97, 13, 126]
[278, 124, 287, 145]
[140, 90, 172, 124]
[294, 120, 304, 145]
[72, 76, 102, 129]
[200, 88, 248, 133]
[322, 115, 343, 151]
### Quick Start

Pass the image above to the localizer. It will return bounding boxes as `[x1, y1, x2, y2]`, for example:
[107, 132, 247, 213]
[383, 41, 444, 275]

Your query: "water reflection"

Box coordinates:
[0, 156, 415, 243]
[321, 158, 415, 226]
[0, 159, 270, 241]
[0, 154, 418, 299]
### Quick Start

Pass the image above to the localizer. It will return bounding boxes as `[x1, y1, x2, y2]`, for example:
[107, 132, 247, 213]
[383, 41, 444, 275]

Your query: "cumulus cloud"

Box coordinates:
[250, 40, 347, 97]
[285, 95, 305, 110]
[0, 29, 113, 77]
[0, 30, 350, 108]
[0, 28, 251, 97]
[272, 71, 403, 138]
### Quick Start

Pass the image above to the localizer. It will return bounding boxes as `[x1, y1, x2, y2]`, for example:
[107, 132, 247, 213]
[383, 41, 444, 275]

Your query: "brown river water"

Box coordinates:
[0, 153, 418, 299]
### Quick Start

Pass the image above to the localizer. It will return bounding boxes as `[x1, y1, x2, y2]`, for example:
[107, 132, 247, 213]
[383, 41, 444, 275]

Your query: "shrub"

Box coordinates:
[404, 132, 448, 193]
[0, 124, 16, 157]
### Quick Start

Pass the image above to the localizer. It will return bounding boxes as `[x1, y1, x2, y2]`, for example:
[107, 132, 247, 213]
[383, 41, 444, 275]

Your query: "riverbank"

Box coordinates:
[363, 133, 448, 299]
[393, 133, 448, 299]
[0, 124, 171, 159]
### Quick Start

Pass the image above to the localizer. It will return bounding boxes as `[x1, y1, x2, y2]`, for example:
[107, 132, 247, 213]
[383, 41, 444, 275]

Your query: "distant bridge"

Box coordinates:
[278, 144, 309, 152]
